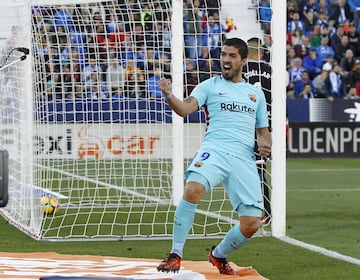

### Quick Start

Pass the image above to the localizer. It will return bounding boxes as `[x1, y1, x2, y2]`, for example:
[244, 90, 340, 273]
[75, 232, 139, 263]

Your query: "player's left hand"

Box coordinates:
[258, 144, 271, 158]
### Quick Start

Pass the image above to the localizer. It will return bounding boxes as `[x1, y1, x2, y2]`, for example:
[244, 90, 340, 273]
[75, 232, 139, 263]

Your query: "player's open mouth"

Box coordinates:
[223, 64, 231, 73]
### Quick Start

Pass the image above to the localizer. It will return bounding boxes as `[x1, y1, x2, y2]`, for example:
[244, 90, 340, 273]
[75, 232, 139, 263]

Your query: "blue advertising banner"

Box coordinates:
[36, 99, 359, 124]
[35, 98, 205, 123]
[287, 99, 360, 123]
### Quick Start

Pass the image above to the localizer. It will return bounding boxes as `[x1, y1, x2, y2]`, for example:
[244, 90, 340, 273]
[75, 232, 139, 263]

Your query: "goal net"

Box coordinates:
[0, 0, 286, 241]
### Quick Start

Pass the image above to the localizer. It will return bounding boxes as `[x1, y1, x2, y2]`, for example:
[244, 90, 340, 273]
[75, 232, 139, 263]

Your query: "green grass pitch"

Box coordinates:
[1, 158, 360, 279]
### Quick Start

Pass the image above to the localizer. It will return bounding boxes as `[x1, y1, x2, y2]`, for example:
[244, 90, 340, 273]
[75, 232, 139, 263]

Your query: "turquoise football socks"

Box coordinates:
[171, 199, 197, 258]
[212, 224, 249, 258]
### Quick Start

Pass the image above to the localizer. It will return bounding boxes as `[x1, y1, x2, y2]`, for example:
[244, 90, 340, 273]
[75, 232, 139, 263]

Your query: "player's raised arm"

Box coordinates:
[158, 77, 199, 117]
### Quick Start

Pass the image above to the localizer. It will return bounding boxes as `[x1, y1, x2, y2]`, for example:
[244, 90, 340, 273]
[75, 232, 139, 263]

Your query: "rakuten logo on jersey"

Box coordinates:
[220, 102, 255, 114]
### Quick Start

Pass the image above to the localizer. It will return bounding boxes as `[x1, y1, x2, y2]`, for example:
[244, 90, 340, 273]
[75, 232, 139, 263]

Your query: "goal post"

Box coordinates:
[270, 0, 287, 237]
[0, 0, 287, 241]
[170, 0, 185, 206]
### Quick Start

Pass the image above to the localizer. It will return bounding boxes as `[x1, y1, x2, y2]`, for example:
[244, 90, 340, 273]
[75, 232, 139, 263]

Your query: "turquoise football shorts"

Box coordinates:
[185, 146, 263, 217]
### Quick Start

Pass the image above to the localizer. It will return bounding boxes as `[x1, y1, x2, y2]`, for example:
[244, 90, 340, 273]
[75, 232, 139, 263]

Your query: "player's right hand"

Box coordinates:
[158, 77, 171, 96]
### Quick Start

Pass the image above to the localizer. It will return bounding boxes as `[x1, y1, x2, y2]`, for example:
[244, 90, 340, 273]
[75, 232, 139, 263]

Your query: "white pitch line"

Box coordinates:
[287, 168, 360, 172]
[287, 188, 360, 192]
[278, 236, 360, 266]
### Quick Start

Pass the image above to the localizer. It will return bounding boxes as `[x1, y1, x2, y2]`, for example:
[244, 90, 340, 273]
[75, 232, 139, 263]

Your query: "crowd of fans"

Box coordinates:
[284, 0, 360, 100]
[25, 0, 360, 102]
[30, 0, 223, 101]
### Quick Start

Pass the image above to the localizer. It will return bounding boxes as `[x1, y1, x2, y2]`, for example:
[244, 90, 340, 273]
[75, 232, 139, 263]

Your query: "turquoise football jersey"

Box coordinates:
[191, 76, 268, 159]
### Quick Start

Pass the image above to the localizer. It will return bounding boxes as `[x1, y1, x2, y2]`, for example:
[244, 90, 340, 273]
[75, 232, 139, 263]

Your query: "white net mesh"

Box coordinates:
[0, 0, 274, 241]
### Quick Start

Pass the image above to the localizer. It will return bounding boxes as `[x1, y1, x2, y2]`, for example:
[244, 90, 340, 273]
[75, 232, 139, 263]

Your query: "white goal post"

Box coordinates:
[0, 0, 286, 241]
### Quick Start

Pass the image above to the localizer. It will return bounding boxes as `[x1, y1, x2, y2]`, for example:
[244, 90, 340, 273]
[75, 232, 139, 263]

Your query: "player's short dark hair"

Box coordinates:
[247, 37, 263, 53]
[223, 37, 248, 59]
[247, 37, 262, 46]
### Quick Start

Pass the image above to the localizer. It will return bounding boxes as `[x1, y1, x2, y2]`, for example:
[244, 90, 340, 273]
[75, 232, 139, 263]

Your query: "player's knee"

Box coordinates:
[240, 218, 260, 238]
[183, 183, 205, 203]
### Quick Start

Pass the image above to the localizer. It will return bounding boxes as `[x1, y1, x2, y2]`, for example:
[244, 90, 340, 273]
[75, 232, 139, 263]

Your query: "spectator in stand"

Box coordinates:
[106, 13, 118, 34]
[327, 62, 346, 100]
[287, 0, 300, 22]
[259, 0, 272, 35]
[287, 57, 306, 98]
[309, 24, 322, 47]
[160, 53, 171, 77]
[158, 20, 172, 57]
[140, 3, 155, 46]
[303, 47, 323, 79]
[298, 83, 315, 98]
[313, 69, 330, 97]
[62, 64, 75, 96]
[322, 53, 335, 71]
[291, 27, 305, 46]
[70, 47, 86, 71]
[330, 0, 353, 26]
[134, 44, 146, 71]
[315, 11, 329, 33]
[330, 23, 345, 52]
[106, 57, 125, 97]
[125, 59, 141, 83]
[198, 58, 211, 82]
[93, 24, 110, 62]
[347, 0, 360, 27]
[333, 35, 350, 61]
[294, 70, 314, 98]
[198, 50, 221, 82]
[108, 21, 127, 49]
[294, 36, 311, 58]
[84, 70, 108, 100]
[287, 47, 297, 69]
[328, 0, 340, 13]
[120, 33, 136, 61]
[349, 59, 360, 95]
[127, 72, 146, 98]
[204, 0, 221, 15]
[202, 12, 225, 64]
[262, 35, 272, 62]
[83, 55, 100, 79]
[69, 23, 88, 64]
[184, 59, 199, 97]
[147, 67, 163, 99]
[73, 83, 85, 100]
[326, 19, 337, 38]
[343, 20, 351, 34]
[348, 22, 360, 58]
[88, 2, 106, 24]
[131, 23, 145, 48]
[340, 48, 356, 90]
[197, 46, 211, 70]
[111, 85, 125, 99]
[287, 12, 306, 34]
[53, 7, 74, 32]
[144, 48, 160, 73]
[316, 0, 331, 16]
[346, 86, 360, 98]
[316, 35, 335, 63]
[302, 0, 318, 31]
[184, 0, 204, 61]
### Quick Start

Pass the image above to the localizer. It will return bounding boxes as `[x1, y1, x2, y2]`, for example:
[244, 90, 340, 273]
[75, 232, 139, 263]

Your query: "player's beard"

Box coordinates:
[221, 65, 241, 81]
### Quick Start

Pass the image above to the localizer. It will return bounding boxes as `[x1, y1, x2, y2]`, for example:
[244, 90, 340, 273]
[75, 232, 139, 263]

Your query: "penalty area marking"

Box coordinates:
[279, 236, 360, 266]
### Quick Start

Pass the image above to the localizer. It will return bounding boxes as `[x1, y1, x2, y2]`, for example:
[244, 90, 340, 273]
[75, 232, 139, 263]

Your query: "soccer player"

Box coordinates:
[156, 38, 272, 275]
[243, 37, 272, 225]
